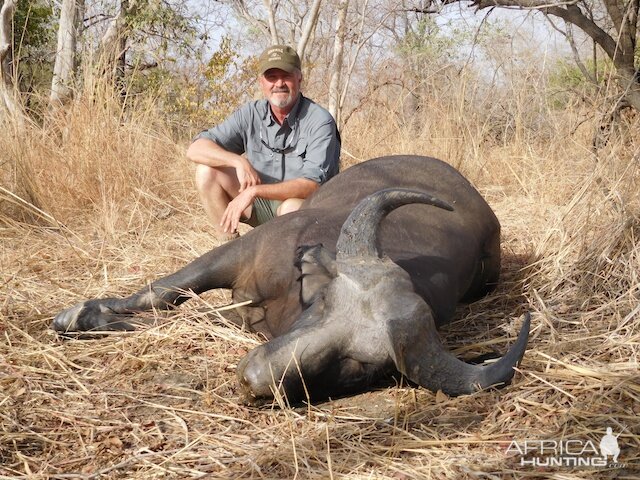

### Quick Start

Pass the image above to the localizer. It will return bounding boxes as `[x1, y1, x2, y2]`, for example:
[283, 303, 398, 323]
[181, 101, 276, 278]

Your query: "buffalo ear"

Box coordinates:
[386, 301, 438, 380]
[295, 244, 337, 307]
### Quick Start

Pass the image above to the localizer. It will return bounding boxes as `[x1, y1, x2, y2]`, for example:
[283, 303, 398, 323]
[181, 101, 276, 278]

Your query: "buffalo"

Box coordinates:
[53, 155, 530, 403]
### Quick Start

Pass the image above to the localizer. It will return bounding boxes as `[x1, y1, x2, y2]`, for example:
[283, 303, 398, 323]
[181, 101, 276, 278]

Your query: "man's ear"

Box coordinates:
[295, 244, 336, 307]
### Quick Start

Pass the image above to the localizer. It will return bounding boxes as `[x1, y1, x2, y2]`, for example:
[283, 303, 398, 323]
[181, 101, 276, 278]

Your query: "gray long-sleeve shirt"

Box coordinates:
[195, 94, 341, 185]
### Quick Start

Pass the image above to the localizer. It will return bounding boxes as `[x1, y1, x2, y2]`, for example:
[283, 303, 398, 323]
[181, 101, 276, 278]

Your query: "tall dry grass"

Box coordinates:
[1, 81, 193, 236]
[1, 62, 639, 479]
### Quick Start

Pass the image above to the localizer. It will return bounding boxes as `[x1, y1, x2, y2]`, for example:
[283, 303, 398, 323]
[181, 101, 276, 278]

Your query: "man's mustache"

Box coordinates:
[271, 87, 290, 93]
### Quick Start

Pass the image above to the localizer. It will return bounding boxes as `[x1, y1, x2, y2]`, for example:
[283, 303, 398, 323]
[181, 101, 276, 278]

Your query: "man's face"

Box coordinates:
[260, 68, 302, 110]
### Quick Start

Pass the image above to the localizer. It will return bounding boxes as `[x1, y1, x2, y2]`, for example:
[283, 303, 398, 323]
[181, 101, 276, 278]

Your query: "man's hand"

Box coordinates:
[235, 159, 261, 192]
[221, 187, 256, 233]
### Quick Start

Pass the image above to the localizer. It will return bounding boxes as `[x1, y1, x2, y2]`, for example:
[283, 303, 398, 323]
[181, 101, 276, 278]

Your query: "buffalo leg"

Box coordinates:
[52, 240, 243, 333]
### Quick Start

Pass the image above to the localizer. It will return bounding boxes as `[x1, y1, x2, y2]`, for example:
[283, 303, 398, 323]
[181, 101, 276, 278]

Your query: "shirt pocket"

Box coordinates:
[247, 135, 266, 157]
[284, 139, 307, 178]
[246, 138, 277, 182]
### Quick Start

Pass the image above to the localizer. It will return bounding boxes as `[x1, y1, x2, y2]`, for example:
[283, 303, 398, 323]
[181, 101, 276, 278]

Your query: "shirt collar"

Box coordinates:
[263, 93, 303, 127]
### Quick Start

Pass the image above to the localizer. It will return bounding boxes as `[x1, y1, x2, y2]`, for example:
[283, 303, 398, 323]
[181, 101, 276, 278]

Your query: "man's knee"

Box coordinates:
[194, 164, 236, 193]
[194, 164, 217, 192]
[277, 198, 304, 216]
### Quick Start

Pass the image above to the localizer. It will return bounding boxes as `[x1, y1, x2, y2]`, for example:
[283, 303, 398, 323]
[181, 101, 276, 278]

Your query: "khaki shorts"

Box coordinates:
[244, 197, 282, 227]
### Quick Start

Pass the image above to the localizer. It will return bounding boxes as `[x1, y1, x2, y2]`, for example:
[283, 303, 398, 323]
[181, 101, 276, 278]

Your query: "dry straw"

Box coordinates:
[1, 67, 639, 478]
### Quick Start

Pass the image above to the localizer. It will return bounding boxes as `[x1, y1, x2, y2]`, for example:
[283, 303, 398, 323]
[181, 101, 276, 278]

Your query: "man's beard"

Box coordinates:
[269, 89, 295, 108]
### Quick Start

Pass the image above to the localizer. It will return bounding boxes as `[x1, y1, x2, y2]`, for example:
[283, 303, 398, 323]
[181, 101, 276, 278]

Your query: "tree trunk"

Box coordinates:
[297, 0, 323, 59]
[0, 0, 21, 120]
[116, 3, 127, 97]
[263, 0, 279, 44]
[328, 0, 348, 126]
[614, 65, 640, 112]
[0, 0, 15, 83]
[99, 0, 137, 97]
[50, 0, 84, 105]
[470, 0, 640, 112]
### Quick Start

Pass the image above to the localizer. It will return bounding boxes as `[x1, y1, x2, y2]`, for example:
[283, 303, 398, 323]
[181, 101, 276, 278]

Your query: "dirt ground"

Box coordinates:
[2, 171, 639, 479]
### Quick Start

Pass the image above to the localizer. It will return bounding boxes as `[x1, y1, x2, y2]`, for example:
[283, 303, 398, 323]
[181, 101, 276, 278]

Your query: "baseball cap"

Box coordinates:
[258, 45, 301, 75]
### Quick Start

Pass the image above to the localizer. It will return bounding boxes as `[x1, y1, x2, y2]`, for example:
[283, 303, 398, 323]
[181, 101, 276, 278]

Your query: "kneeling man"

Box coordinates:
[187, 45, 341, 239]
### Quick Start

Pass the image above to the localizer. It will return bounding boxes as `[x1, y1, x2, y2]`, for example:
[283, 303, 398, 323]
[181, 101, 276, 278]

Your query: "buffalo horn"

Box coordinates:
[400, 313, 531, 395]
[335, 188, 453, 262]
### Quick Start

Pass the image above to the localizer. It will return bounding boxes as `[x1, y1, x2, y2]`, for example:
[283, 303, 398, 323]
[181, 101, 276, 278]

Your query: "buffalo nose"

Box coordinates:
[236, 349, 274, 403]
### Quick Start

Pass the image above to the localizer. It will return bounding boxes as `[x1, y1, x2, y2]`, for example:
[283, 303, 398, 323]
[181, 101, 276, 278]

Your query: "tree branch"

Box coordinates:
[228, 0, 271, 41]
[297, 0, 322, 58]
[263, 0, 279, 44]
[0, 0, 18, 79]
[470, 1, 618, 61]
[472, 0, 580, 8]
[464, 0, 640, 110]
[545, 13, 598, 84]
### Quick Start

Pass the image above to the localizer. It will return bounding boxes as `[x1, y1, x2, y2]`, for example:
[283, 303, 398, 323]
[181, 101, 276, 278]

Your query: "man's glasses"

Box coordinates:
[260, 120, 299, 155]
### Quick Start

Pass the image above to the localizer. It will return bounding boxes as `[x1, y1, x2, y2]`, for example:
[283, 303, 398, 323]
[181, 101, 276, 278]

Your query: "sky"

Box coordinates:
[187, 1, 584, 79]
[438, 4, 576, 57]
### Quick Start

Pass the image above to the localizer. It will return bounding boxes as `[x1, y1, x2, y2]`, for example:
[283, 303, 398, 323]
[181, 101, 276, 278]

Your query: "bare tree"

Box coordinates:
[433, 0, 640, 112]
[51, 0, 85, 105]
[297, 0, 323, 57]
[228, 0, 323, 57]
[263, 0, 279, 43]
[229, 0, 272, 40]
[0, 0, 20, 119]
[338, 0, 396, 126]
[99, 0, 140, 94]
[328, 0, 349, 124]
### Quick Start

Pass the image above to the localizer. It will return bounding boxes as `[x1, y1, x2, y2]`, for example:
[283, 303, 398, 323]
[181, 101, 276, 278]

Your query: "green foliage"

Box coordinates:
[187, 36, 258, 126]
[128, 37, 257, 136]
[395, 14, 511, 82]
[125, 0, 200, 58]
[398, 16, 464, 68]
[13, 0, 54, 53]
[547, 57, 613, 108]
[200, 37, 256, 120]
[117, 0, 206, 116]
[549, 60, 585, 90]
[549, 58, 612, 88]
[12, 0, 55, 111]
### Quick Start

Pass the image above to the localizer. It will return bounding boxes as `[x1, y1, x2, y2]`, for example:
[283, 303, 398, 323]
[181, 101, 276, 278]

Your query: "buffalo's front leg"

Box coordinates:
[52, 297, 143, 332]
[52, 240, 242, 333]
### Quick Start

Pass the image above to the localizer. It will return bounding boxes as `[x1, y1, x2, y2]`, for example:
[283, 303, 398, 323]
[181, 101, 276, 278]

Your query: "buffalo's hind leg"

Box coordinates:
[52, 240, 242, 334]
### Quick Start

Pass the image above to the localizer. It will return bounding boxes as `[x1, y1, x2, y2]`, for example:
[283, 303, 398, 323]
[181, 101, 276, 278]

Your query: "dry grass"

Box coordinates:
[1, 77, 639, 479]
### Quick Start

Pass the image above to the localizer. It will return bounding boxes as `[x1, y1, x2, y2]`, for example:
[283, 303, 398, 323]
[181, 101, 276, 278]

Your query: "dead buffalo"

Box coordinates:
[53, 155, 530, 403]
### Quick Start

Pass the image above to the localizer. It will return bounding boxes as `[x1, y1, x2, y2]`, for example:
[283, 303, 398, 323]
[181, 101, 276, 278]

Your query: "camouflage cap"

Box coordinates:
[257, 45, 301, 75]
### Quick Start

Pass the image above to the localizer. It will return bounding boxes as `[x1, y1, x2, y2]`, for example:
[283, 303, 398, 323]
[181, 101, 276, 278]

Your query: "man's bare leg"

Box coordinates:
[194, 164, 251, 238]
[277, 198, 305, 216]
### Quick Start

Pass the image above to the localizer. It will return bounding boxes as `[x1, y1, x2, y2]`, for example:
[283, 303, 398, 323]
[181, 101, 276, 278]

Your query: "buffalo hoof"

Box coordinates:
[52, 300, 135, 334]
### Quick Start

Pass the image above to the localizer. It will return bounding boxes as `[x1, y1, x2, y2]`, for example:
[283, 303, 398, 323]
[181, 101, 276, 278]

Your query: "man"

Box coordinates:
[187, 45, 341, 239]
